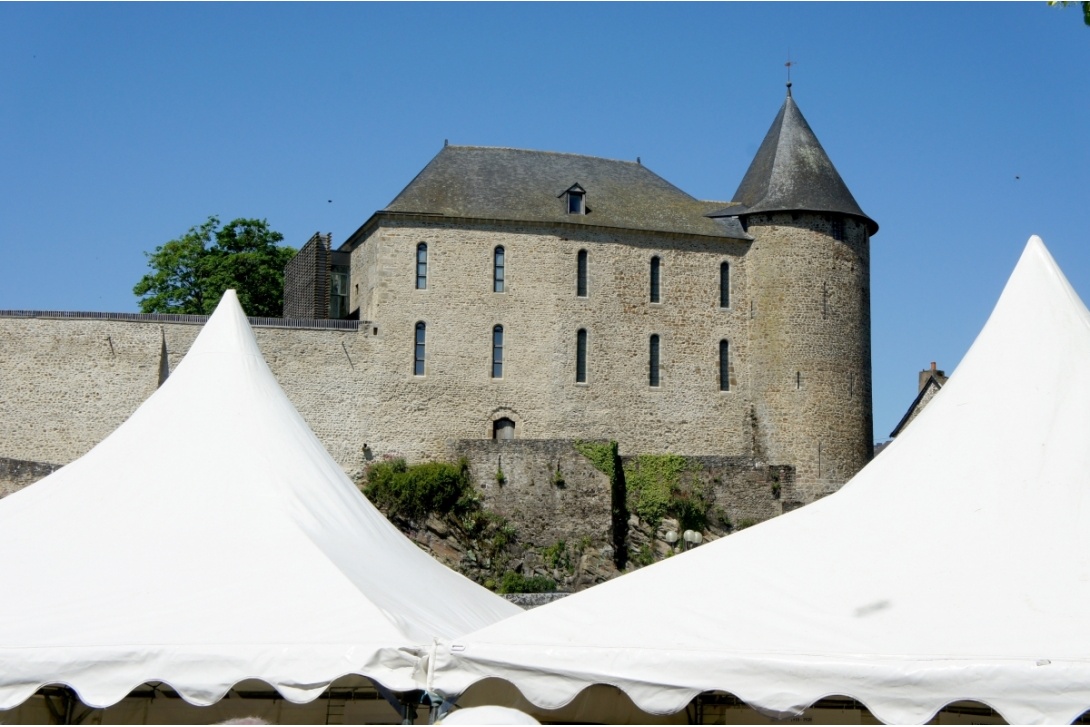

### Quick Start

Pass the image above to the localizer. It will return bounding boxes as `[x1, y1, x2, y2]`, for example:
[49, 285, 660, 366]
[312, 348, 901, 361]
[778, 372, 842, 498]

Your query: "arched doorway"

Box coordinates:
[492, 417, 515, 440]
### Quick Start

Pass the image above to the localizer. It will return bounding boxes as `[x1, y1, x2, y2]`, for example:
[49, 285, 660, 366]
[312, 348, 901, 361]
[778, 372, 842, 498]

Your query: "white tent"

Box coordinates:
[430, 236, 1090, 725]
[0, 291, 520, 711]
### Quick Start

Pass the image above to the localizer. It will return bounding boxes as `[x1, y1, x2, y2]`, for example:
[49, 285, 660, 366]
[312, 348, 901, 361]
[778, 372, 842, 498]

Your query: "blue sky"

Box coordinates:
[2, 2, 1088, 441]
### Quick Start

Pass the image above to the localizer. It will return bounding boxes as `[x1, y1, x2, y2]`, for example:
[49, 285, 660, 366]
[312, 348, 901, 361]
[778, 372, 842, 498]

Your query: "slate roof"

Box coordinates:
[890, 371, 946, 438]
[707, 91, 878, 235]
[383, 145, 751, 241]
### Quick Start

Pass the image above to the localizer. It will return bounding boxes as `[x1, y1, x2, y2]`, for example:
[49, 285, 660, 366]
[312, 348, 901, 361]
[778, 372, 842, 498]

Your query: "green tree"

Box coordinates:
[133, 216, 296, 317]
[1048, 1, 1090, 26]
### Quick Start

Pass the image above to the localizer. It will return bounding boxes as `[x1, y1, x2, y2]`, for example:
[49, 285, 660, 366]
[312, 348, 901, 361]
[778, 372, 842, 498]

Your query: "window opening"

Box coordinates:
[416, 243, 428, 289]
[330, 266, 350, 319]
[560, 183, 589, 215]
[719, 340, 730, 392]
[719, 262, 730, 309]
[568, 190, 585, 214]
[650, 256, 661, 303]
[494, 246, 505, 293]
[493, 417, 516, 440]
[413, 322, 426, 376]
[649, 334, 660, 387]
[492, 325, 504, 379]
[577, 249, 588, 298]
[576, 329, 588, 383]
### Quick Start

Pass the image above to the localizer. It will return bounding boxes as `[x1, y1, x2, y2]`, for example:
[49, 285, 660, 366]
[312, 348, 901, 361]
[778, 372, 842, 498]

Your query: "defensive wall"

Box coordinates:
[0, 311, 375, 480]
[453, 441, 799, 555]
[1, 216, 869, 501]
[454, 439, 615, 551]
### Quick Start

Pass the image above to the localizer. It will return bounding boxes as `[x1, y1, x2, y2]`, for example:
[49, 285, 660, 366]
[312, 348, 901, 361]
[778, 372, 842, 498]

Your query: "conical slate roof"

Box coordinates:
[432, 236, 1090, 725]
[0, 291, 520, 709]
[709, 90, 878, 234]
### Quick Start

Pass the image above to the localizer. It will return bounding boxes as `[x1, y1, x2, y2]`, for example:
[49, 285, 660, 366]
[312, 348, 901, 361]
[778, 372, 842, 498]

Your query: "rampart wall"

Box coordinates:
[0, 314, 376, 479]
[0, 215, 872, 512]
[454, 439, 614, 548]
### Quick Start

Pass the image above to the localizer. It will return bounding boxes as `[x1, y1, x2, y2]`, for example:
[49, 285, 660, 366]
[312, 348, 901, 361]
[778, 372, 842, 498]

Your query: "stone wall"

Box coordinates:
[453, 439, 613, 549]
[680, 457, 795, 526]
[744, 213, 873, 490]
[407, 441, 794, 590]
[0, 314, 376, 479]
[352, 217, 757, 461]
[0, 213, 873, 507]
[0, 457, 61, 498]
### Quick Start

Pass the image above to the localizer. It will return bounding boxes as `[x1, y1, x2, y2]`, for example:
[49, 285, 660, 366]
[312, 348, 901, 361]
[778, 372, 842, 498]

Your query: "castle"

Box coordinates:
[0, 88, 875, 514]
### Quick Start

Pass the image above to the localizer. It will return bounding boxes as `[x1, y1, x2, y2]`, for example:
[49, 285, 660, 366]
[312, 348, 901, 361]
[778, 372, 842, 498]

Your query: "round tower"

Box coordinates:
[710, 87, 877, 498]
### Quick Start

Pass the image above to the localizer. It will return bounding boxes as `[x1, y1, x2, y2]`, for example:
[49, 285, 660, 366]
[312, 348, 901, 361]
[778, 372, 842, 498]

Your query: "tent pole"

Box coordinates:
[400, 698, 416, 725]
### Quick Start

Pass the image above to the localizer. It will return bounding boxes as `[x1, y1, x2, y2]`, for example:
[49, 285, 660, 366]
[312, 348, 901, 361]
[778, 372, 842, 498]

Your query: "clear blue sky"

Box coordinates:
[2, 2, 1088, 441]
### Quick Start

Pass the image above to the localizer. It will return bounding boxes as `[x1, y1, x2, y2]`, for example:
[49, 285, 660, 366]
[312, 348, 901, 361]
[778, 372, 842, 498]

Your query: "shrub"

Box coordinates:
[624, 454, 706, 529]
[630, 543, 655, 568]
[672, 485, 710, 533]
[364, 458, 473, 520]
[498, 571, 556, 594]
[542, 540, 572, 572]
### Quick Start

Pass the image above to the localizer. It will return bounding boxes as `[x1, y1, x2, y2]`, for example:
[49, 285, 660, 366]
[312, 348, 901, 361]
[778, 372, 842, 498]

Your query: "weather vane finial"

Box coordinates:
[785, 51, 795, 96]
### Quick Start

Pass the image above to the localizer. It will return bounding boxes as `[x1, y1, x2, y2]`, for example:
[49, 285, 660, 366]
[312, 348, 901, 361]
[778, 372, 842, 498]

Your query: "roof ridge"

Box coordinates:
[444, 145, 643, 167]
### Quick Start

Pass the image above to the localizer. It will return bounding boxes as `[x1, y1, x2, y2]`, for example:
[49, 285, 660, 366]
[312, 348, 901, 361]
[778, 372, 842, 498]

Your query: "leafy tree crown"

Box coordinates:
[133, 216, 296, 317]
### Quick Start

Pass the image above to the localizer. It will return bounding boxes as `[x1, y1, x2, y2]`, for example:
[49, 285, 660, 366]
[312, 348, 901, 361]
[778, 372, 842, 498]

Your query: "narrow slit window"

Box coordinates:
[719, 340, 730, 391]
[492, 325, 504, 379]
[413, 322, 426, 376]
[650, 256, 661, 303]
[416, 243, 428, 290]
[649, 334, 660, 387]
[720, 262, 730, 308]
[576, 329, 588, 383]
[494, 246, 505, 293]
[577, 249, 588, 298]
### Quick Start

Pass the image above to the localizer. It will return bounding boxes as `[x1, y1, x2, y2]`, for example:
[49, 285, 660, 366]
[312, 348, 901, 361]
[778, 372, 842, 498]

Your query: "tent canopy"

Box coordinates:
[0, 291, 520, 710]
[431, 236, 1090, 725]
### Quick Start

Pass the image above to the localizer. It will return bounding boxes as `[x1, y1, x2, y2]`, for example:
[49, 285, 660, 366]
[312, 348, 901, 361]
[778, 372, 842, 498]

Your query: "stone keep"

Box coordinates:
[0, 89, 876, 497]
[311, 87, 877, 489]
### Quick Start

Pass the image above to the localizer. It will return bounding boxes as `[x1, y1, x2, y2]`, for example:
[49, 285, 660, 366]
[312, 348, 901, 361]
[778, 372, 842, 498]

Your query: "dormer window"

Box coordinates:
[568, 190, 585, 214]
[561, 184, 587, 215]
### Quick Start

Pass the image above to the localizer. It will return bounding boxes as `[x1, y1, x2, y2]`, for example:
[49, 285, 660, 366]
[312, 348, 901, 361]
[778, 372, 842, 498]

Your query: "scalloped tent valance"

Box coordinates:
[0, 290, 519, 711]
[431, 236, 1090, 725]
